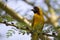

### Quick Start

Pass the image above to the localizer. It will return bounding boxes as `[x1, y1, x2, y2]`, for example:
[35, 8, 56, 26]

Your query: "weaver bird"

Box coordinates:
[31, 6, 44, 40]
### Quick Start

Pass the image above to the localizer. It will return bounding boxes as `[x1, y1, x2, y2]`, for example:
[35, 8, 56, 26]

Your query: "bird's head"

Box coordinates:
[31, 6, 40, 15]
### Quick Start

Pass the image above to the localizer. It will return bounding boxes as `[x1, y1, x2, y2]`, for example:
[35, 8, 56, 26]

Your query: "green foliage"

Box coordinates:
[6, 30, 15, 38]
[0, 13, 14, 22]
[4, 15, 14, 22]
[0, 16, 3, 22]
[16, 22, 27, 29]
[19, 30, 26, 35]
[54, 32, 60, 40]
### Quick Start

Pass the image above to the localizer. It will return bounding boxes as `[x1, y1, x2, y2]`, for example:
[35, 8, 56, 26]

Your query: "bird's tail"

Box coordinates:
[31, 32, 39, 40]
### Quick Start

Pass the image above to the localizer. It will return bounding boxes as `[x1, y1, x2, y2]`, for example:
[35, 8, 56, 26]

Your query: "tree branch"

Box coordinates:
[0, 21, 58, 38]
[0, 1, 31, 27]
[44, 0, 59, 27]
[23, 0, 35, 6]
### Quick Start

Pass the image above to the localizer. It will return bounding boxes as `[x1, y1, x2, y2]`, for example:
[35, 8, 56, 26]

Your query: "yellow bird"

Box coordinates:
[31, 6, 44, 40]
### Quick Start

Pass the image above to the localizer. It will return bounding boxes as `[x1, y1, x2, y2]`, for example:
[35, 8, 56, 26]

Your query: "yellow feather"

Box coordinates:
[31, 6, 44, 40]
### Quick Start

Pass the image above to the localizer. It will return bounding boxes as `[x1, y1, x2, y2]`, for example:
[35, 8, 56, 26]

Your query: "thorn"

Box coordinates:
[3, 21, 7, 23]
[11, 22, 14, 25]
[52, 32, 55, 36]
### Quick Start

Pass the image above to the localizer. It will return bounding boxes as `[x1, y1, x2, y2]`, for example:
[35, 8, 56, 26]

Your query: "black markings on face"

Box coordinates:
[32, 6, 40, 15]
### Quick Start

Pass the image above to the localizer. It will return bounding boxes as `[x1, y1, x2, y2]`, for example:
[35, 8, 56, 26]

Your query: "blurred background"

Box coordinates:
[0, 0, 60, 40]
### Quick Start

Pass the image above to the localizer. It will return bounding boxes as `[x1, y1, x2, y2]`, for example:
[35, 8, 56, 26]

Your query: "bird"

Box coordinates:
[31, 6, 44, 40]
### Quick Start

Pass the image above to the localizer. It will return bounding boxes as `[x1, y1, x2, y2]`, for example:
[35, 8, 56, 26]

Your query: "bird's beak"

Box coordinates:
[31, 9, 34, 11]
